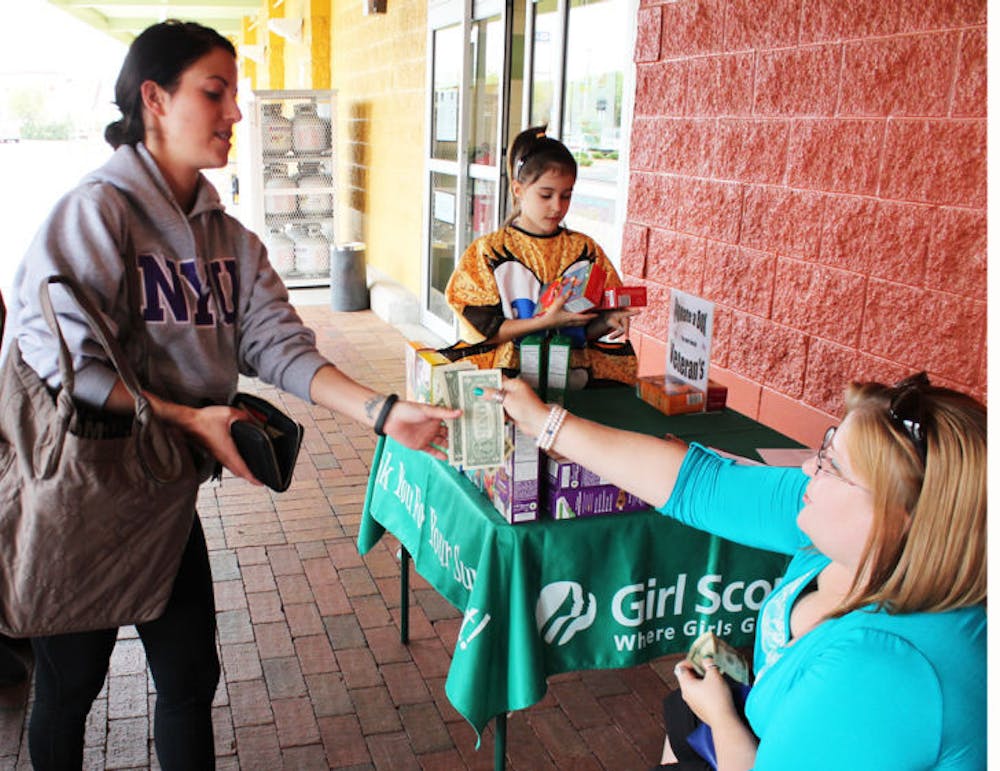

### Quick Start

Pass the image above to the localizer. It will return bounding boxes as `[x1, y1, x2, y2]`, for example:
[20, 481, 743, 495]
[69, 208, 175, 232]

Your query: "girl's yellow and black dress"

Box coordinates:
[445, 224, 637, 386]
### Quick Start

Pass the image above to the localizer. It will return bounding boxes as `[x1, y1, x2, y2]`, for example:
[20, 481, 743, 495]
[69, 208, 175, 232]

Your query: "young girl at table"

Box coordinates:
[480, 373, 985, 770]
[445, 126, 638, 387]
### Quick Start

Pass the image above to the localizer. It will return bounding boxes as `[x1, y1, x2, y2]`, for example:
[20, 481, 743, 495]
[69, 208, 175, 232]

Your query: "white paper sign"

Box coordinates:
[667, 289, 714, 393]
[433, 190, 456, 225]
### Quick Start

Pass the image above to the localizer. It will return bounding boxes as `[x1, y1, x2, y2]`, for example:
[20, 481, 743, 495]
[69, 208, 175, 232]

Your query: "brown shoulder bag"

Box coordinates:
[0, 275, 201, 637]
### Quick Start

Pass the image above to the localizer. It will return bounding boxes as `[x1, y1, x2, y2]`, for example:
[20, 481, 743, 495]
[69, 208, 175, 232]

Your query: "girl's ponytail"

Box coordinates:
[505, 125, 576, 224]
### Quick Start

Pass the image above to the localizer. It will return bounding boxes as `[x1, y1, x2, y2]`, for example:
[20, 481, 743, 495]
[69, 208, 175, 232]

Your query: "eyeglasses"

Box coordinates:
[816, 426, 867, 490]
[887, 372, 930, 464]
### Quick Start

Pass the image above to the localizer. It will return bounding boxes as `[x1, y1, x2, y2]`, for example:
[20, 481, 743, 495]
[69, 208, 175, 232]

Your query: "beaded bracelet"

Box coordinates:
[373, 393, 399, 436]
[536, 405, 568, 452]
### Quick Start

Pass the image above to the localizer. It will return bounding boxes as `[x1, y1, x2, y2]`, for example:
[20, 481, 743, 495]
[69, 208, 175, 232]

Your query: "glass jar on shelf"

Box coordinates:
[291, 101, 330, 154]
[296, 161, 333, 218]
[261, 103, 293, 155]
[290, 223, 330, 276]
[263, 163, 297, 217]
[265, 226, 296, 275]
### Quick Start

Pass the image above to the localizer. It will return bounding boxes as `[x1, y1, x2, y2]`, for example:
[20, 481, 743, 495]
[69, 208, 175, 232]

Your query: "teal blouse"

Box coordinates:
[659, 444, 986, 770]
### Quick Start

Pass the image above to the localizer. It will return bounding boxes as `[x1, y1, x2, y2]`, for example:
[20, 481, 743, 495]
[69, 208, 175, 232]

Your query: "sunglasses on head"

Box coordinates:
[887, 372, 930, 463]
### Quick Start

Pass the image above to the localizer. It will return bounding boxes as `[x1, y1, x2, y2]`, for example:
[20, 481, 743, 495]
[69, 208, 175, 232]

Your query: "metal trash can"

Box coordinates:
[330, 242, 370, 311]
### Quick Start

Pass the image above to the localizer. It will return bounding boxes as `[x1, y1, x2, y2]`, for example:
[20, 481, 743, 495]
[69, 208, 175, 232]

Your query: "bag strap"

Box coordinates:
[38, 276, 146, 403]
[118, 231, 152, 384]
[38, 275, 187, 484]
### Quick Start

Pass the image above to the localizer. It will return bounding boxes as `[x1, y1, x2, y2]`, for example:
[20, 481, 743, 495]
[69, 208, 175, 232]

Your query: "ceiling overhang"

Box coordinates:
[46, 0, 260, 45]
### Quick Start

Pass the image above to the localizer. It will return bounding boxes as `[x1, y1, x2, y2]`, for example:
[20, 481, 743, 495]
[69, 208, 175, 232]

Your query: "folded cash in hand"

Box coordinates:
[686, 631, 750, 685]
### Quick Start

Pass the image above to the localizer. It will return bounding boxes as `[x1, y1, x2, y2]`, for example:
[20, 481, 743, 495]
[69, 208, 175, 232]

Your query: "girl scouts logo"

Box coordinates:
[536, 581, 597, 646]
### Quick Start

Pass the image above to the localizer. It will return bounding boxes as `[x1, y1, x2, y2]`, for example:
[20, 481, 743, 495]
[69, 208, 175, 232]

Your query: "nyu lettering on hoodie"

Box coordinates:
[8, 143, 329, 408]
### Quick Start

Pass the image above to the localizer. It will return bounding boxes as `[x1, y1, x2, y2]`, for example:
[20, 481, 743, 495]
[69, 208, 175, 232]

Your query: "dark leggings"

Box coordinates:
[658, 685, 754, 771]
[659, 687, 714, 770]
[29, 517, 219, 770]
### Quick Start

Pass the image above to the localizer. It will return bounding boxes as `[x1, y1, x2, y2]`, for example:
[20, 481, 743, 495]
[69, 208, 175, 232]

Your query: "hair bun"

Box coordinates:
[104, 120, 126, 149]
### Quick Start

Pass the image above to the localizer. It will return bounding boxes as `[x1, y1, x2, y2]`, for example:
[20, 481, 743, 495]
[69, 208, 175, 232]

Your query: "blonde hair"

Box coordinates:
[835, 380, 986, 616]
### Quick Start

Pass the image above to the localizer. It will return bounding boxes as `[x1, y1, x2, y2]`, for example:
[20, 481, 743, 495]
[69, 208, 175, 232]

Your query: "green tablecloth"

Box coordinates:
[358, 387, 801, 736]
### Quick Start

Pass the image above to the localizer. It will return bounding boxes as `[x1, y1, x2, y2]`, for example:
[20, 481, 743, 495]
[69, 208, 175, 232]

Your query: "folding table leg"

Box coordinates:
[494, 712, 507, 770]
[400, 546, 410, 644]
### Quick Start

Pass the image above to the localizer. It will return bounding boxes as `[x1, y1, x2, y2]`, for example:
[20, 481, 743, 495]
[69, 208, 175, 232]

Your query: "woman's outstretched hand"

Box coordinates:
[383, 400, 461, 461]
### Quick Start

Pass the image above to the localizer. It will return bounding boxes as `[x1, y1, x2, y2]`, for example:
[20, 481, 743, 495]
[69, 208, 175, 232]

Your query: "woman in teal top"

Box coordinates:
[481, 373, 986, 770]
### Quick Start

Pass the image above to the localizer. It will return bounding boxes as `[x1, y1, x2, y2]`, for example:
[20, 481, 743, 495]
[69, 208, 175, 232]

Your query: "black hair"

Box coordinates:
[507, 125, 577, 185]
[104, 20, 237, 149]
[505, 125, 577, 225]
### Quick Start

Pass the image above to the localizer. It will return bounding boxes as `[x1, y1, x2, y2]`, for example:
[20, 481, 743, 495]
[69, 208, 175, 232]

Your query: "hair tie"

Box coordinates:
[515, 138, 545, 177]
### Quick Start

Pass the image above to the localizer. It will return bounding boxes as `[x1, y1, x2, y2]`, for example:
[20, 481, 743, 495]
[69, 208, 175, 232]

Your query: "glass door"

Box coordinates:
[422, 0, 510, 339]
[529, 0, 632, 259]
[425, 22, 464, 329]
[421, 0, 634, 338]
[465, 12, 505, 247]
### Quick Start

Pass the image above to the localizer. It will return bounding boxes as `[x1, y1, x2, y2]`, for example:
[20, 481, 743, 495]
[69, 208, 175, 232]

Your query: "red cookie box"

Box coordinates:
[705, 380, 728, 412]
[600, 286, 647, 309]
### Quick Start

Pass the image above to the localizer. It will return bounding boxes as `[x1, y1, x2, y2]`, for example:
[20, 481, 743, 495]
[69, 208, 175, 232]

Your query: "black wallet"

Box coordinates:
[230, 393, 304, 492]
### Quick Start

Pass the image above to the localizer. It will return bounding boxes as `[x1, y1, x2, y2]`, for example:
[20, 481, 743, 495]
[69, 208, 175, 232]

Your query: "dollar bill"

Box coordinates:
[455, 368, 504, 470]
[686, 631, 750, 684]
[438, 362, 475, 466]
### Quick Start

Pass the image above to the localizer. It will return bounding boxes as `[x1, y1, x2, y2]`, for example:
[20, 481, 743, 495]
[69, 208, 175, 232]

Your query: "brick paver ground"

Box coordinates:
[0, 304, 681, 770]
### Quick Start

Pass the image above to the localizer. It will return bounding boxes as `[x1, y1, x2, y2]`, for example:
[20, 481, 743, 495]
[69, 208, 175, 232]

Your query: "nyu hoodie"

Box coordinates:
[8, 143, 329, 409]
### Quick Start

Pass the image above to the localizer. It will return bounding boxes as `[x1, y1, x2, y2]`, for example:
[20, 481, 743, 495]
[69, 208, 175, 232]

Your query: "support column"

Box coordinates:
[310, 0, 332, 89]
[240, 15, 259, 87]
[268, 0, 286, 88]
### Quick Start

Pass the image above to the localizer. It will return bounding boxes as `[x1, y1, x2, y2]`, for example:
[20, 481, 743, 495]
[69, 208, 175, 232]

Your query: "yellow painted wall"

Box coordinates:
[276, 0, 312, 88]
[310, 0, 332, 90]
[330, 0, 428, 294]
[237, 1, 329, 90]
[235, 0, 423, 292]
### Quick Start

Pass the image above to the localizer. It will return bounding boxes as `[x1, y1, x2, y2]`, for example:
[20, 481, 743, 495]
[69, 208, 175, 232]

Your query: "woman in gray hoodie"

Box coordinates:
[10, 20, 456, 769]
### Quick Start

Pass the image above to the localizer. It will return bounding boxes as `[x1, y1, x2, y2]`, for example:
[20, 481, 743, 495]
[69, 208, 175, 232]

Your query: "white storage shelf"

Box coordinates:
[237, 89, 338, 287]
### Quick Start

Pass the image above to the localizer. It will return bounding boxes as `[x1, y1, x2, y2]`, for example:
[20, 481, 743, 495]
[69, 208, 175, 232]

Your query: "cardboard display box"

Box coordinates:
[635, 375, 705, 415]
[548, 486, 649, 519]
[600, 286, 647, 309]
[544, 452, 648, 519]
[545, 335, 571, 405]
[705, 379, 728, 412]
[519, 335, 544, 395]
[635, 375, 729, 416]
[467, 422, 541, 524]
[535, 261, 606, 314]
[405, 343, 451, 403]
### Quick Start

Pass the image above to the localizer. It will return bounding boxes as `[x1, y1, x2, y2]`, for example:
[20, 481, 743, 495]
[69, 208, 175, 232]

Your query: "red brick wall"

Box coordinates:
[624, 0, 986, 446]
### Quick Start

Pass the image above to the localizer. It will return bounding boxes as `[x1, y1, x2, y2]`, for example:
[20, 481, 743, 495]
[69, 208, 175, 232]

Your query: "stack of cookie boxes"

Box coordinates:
[543, 451, 650, 520]
[465, 429, 649, 524]
[405, 339, 652, 524]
